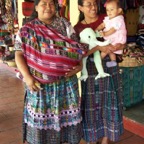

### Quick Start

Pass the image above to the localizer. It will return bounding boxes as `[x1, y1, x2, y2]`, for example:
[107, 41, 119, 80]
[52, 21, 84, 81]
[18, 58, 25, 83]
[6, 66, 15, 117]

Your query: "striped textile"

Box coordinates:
[81, 56, 124, 142]
[23, 123, 82, 144]
[15, 16, 86, 144]
[23, 75, 83, 144]
[15, 18, 87, 83]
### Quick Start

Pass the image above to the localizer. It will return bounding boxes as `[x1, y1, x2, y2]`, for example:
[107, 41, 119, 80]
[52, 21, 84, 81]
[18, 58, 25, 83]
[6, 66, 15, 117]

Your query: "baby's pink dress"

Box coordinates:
[103, 15, 127, 54]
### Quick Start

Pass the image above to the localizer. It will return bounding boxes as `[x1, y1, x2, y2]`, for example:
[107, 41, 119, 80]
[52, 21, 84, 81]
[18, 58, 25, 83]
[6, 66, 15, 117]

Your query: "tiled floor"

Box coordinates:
[0, 63, 24, 144]
[123, 101, 144, 124]
[0, 62, 144, 144]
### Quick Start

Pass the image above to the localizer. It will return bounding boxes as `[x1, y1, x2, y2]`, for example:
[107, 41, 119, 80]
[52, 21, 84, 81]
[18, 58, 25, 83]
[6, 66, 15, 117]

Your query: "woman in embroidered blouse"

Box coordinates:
[15, 0, 87, 144]
[74, 0, 125, 144]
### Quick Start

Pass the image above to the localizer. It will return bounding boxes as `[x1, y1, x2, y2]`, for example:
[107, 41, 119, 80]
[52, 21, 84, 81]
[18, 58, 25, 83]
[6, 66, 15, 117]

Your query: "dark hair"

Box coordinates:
[77, 0, 98, 22]
[78, 0, 84, 22]
[105, 0, 121, 8]
[105, 0, 123, 15]
[29, 0, 57, 21]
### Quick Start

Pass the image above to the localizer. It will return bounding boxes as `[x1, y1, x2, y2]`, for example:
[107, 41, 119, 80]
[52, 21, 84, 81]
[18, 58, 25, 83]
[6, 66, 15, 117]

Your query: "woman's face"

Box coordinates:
[79, 0, 98, 19]
[35, 0, 56, 24]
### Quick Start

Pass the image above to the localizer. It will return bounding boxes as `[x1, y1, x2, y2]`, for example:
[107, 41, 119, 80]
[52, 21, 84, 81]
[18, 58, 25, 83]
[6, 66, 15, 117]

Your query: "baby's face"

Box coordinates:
[106, 1, 120, 19]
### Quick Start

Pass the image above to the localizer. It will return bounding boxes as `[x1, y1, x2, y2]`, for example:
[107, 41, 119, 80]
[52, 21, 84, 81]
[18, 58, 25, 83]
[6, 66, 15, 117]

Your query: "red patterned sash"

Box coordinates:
[19, 19, 87, 83]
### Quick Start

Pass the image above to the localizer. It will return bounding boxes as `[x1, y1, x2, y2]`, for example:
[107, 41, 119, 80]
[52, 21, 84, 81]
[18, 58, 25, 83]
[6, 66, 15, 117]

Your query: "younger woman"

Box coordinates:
[74, 0, 125, 144]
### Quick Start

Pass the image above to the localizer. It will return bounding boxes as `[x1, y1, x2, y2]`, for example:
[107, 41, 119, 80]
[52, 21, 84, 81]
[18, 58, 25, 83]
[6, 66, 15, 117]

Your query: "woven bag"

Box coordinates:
[119, 57, 144, 67]
[22, 2, 34, 17]
[125, 8, 139, 36]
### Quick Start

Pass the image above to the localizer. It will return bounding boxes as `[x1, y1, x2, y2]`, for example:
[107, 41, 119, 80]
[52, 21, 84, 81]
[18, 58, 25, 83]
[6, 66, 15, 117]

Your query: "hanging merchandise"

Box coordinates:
[126, 0, 139, 9]
[13, 0, 19, 34]
[0, 0, 12, 46]
[139, 0, 144, 5]
[64, 0, 69, 20]
[58, 0, 70, 20]
[0, 0, 18, 61]
[22, 1, 34, 25]
[22, 1, 34, 17]
[120, 0, 128, 12]
[136, 34, 144, 51]
[125, 8, 139, 36]
[5, 0, 14, 33]
[0, 0, 6, 28]
[136, 5, 144, 51]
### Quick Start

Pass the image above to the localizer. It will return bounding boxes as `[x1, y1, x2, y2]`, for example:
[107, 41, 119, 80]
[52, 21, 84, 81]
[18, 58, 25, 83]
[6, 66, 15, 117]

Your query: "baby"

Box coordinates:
[96, 0, 127, 67]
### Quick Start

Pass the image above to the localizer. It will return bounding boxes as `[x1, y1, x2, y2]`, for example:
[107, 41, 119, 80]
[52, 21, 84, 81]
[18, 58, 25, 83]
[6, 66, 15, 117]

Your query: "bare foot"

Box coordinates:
[101, 137, 109, 144]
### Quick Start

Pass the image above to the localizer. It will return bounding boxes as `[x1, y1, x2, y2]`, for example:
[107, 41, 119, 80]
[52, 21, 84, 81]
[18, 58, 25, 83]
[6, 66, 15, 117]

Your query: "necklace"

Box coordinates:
[84, 19, 88, 24]
[84, 16, 98, 25]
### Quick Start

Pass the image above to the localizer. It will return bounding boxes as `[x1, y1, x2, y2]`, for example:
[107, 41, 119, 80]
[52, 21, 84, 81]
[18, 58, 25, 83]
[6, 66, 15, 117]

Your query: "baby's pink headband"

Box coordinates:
[104, 0, 109, 7]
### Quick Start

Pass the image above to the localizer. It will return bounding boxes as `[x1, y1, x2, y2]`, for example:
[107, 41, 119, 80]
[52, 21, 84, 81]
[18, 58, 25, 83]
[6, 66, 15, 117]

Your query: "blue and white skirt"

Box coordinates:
[23, 75, 83, 144]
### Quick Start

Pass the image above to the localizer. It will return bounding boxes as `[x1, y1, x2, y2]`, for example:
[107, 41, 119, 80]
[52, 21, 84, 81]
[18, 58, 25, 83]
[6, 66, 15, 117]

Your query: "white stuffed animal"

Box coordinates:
[79, 28, 110, 81]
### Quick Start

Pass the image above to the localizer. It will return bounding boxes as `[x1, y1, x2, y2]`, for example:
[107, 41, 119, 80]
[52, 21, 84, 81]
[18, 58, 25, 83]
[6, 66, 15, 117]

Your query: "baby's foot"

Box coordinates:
[106, 61, 117, 67]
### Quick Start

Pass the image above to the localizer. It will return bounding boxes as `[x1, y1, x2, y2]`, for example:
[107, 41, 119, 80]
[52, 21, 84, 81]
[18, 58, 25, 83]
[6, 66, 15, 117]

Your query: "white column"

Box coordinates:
[70, 0, 79, 26]
[70, 0, 82, 96]
[17, 0, 25, 28]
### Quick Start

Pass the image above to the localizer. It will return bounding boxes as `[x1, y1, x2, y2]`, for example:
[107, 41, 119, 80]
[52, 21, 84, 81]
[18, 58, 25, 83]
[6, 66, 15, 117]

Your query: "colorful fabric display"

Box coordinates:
[16, 18, 87, 83]
[22, 2, 34, 17]
[125, 8, 139, 36]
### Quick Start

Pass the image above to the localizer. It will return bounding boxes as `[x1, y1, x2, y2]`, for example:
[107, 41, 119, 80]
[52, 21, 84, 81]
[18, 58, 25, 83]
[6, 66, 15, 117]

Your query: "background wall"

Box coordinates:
[70, 0, 79, 26]
[18, 0, 24, 28]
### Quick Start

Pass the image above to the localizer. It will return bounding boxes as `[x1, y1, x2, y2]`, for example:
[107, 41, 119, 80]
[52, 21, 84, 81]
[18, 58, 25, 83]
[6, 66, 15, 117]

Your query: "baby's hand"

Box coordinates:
[99, 31, 105, 37]
[95, 30, 102, 37]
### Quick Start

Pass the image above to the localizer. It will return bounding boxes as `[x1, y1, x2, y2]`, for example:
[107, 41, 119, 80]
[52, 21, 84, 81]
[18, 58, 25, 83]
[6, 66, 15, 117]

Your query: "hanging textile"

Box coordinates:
[0, 0, 18, 46]
[58, 0, 70, 20]
[0, 0, 6, 28]
[125, 8, 139, 36]
[22, 1, 34, 25]
[5, 0, 14, 32]
[12, 0, 19, 34]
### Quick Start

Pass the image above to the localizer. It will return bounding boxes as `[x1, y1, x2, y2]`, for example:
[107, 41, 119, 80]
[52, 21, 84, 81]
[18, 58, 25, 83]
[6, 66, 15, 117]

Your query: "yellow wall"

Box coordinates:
[69, 0, 81, 95]
[70, 0, 79, 26]
[18, 0, 24, 28]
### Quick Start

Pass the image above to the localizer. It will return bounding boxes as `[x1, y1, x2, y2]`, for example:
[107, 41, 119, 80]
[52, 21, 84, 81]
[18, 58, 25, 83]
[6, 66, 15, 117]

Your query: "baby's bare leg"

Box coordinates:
[106, 53, 117, 67]
[109, 52, 116, 61]
[101, 52, 107, 59]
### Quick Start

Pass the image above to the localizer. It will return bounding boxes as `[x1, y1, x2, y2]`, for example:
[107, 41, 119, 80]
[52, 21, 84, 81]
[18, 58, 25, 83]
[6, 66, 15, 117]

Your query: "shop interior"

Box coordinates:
[0, 0, 144, 140]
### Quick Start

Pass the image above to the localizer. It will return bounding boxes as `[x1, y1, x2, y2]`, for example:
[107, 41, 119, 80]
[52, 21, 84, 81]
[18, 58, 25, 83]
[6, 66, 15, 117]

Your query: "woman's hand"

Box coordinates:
[24, 74, 42, 92]
[84, 44, 112, 57]
[98, 44, 113, 54]
[15, 51, 42, 92]
[65, 62, 82, 78]
[108, 43, 125, 52]
[84, 46, 99, 56]
[107, 44, 116, 53]
[114, 43, 125, 51]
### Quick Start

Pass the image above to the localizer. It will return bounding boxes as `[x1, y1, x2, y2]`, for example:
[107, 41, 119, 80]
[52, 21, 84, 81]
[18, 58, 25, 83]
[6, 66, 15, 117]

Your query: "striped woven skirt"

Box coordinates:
[81, 56, 124, 142]
[23, 75, 83, 144]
